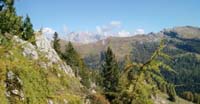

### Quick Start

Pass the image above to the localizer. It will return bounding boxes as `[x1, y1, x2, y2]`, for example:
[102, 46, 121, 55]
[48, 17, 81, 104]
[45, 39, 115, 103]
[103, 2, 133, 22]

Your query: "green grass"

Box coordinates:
[0, 41, 85, 104]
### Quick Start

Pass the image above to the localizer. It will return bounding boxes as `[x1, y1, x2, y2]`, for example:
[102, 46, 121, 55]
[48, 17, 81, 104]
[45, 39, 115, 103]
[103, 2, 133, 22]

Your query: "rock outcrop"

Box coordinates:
[5, 71, 24, 101]
[35, 32, 74, 76]
[12, 32, 74, 76]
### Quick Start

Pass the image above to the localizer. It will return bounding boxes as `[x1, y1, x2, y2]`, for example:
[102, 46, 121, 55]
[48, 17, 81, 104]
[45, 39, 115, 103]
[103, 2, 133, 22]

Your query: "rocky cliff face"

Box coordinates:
[13, 32, 74, 76]
[35, 32, 74, 76]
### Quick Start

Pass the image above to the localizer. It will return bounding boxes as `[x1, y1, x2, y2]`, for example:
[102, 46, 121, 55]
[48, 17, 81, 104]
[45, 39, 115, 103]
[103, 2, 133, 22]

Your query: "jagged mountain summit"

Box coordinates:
[64, 30, 144, 44]
[66, 31, 105, 44]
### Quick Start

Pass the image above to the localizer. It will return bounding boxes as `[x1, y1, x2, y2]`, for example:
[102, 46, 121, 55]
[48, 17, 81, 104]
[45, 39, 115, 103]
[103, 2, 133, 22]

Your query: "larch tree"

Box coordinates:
[113, 40, 176, 104]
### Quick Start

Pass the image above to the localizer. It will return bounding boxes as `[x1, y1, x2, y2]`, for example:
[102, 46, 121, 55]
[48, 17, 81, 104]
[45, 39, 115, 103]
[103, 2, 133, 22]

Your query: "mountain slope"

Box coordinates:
[65, 26, 200, 63]
[71, 26, 200, 59]
[0, 33, 86, 104]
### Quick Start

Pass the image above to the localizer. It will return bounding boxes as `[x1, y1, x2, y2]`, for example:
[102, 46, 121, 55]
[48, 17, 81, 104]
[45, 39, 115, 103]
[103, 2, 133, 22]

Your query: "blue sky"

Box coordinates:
[15, 0, 200, 35]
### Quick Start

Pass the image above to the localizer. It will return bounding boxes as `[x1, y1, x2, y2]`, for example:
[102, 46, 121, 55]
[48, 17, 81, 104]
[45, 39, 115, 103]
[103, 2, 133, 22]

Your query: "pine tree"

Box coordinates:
[22, 15, 34, 41]
[53, 32, 61, 55]
[101, 47, 120, 93]
[62, 41, 91, 87]
[0, 0, 23, 35]
[62, 41, 80, 67]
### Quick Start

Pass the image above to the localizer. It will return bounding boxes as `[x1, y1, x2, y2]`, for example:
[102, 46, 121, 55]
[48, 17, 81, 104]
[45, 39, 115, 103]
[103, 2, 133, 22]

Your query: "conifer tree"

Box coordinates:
[53, 32, 61, 55]
[101, 47, 120, 93]
[62, 41, 80, 67]
[22, 15, 34, 41]
[0, 0, 23, 35]
[62, 41, 91, 87]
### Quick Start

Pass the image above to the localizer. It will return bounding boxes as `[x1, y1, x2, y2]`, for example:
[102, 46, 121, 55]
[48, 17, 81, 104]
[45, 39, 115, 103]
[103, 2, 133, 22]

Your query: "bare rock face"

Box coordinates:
[12, 33, 74, 76]
[35, 32, 74, 76]
[13, 36, 38, 60]
[35, 33, 59, 63]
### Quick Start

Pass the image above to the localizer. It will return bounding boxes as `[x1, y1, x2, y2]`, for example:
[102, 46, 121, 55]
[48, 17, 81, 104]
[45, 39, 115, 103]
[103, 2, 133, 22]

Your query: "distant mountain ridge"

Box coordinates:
[64, 29, 145, 44]
[64, 26, 200, 59]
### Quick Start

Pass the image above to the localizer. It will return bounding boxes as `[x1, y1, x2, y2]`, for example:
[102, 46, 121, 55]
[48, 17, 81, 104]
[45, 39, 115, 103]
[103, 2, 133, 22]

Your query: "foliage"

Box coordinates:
[166, 53, 200, 93]
[87, 93, 110, 104]
[130, 39, 200, 102]
[21, 15, 34, 42]
[194, 93, 200, 104]
[62, 41, 91, 88]
[0, 0, 35, 43]
[53, 32, 61, 55]
[131, 41, 159, 63]
[0, 34, 9, 45]
[181, 91, 194, 102]
[100, 47, 120, 101]
[62, 42, 80, 68]
[113, 40, 176, 104]
[180, 91, 200, 103]
[0, 0, 23, 36]
[167, 83, 176, 102]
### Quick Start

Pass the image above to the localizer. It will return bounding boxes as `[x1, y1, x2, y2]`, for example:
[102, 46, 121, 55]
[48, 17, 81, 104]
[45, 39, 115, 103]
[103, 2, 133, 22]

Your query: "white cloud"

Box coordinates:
[96, 20, 121, 34]
[117, 30, 131, 37]
[134, 29, 145, 35]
